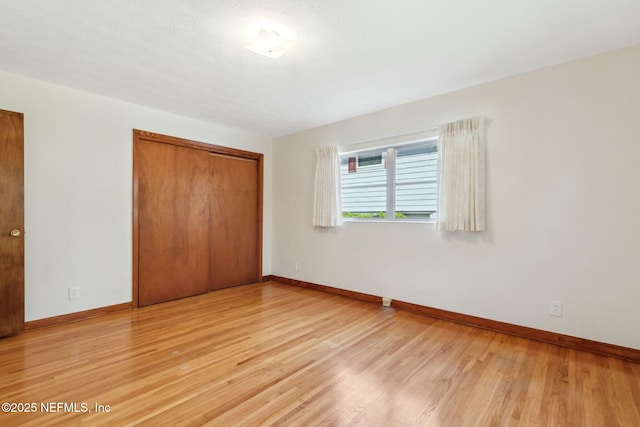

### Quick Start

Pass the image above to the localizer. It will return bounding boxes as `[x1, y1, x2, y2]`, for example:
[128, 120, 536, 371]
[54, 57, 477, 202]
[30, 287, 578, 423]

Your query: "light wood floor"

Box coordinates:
[1, 281, 639, 426]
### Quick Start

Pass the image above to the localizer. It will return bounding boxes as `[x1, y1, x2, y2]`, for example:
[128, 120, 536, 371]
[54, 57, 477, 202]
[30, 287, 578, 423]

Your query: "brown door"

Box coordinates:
[136, 140, 211, 306]
[209, 154, 260, 290]
[0, 109, 25, 337]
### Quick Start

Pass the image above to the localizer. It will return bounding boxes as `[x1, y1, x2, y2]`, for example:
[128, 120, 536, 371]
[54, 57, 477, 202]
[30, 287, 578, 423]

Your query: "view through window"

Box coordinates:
[340, 139, 438, 220]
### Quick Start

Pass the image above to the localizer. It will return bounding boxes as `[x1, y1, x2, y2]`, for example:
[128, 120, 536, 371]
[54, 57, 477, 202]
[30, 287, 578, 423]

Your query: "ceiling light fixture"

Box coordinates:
[245, 27, 290, 58]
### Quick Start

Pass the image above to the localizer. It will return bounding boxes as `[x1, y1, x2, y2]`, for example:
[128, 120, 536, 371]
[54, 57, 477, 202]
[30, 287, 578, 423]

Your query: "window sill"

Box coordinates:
[342, 218, 436, 224]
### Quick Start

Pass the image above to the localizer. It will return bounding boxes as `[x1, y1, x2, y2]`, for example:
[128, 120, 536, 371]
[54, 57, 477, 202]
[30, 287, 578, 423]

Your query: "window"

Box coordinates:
[340, 139, 438, 220]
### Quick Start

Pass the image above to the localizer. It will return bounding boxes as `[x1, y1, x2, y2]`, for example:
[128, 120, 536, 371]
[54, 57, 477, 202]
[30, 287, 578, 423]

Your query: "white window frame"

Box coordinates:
[340, 137, 438, 222]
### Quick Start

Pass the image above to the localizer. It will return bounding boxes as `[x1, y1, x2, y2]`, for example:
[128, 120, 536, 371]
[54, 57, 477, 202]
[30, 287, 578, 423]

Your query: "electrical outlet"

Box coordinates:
[550, 300, 562, 317]
[293, 261, 299, 271]
[69, 287, 80, 300]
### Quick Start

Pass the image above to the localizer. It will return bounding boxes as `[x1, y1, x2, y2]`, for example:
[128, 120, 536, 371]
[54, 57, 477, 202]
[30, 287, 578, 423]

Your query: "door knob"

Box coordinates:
[10, 229, 21, 237]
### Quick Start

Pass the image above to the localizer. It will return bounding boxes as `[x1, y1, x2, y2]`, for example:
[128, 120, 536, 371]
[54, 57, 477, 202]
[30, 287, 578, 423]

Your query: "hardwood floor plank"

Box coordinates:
[0, 281, 639, 426]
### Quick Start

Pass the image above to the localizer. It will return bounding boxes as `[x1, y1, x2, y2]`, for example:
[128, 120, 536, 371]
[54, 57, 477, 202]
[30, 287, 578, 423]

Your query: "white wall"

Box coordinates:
[0, 70, 273, 321]
[272, 44, 640, 349]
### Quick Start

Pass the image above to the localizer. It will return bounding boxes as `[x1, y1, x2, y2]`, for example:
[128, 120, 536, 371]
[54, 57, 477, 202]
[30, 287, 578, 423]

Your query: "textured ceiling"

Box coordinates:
[1, 0, 639, 137]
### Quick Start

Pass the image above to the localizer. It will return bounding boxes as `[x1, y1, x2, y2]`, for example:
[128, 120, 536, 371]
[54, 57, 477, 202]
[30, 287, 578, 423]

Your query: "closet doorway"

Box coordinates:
[133, 130, 262, 307]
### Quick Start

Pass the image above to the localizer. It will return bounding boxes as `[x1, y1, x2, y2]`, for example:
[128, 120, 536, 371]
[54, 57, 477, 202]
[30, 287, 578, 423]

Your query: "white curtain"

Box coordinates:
[436, 117, 486, 231]
[313, 146, 343, 227]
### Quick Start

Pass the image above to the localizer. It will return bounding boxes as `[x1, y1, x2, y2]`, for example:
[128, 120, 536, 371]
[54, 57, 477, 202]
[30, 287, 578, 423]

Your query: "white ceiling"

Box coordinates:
[1, 0, 639, 137]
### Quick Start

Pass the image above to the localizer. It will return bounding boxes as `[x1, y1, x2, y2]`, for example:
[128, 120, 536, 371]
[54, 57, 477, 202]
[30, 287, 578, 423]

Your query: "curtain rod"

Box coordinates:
[339, 126, 439, 150]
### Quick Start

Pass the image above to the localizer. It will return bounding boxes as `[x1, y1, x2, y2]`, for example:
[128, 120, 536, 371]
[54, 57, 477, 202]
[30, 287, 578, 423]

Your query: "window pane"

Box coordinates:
[340, 149, 387, 218]
[395, 144, 437, 219]
[340, 142, 437, 220]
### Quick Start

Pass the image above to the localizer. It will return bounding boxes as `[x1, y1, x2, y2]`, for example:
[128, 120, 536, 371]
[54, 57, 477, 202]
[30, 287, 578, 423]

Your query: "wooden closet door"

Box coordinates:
[0, 110, 24, 337]
[136, 140, 211, 306]
[209, 154, 260, 290]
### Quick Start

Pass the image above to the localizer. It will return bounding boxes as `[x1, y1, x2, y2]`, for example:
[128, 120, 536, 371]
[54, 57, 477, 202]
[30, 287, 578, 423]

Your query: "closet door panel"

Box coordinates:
[137, 141, 210, 306]
[209, 154, 260, 289]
